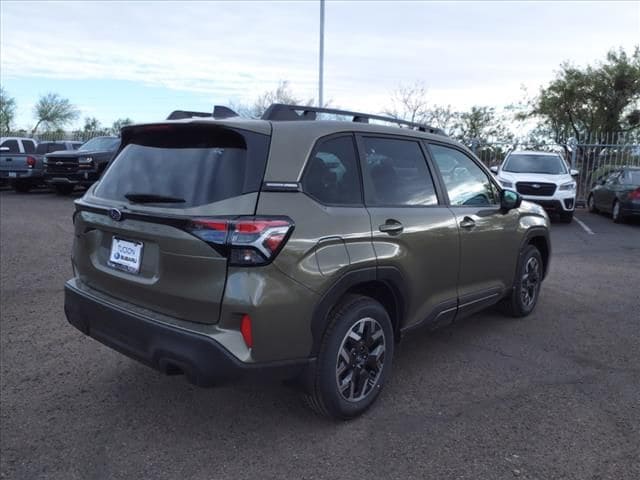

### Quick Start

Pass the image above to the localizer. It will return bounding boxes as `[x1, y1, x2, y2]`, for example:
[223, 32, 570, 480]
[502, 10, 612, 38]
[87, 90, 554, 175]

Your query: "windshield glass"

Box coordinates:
[626, 170, 640, 184]
[79, 137, 119, 152]
[94, 125, 269, 208]
[503, 154, 567, 174]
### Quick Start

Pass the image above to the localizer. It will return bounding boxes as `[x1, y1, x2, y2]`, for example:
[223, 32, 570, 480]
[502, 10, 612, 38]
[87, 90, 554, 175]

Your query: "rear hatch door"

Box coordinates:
[73, 122, 270, 324]
[0, 153, 31, 175]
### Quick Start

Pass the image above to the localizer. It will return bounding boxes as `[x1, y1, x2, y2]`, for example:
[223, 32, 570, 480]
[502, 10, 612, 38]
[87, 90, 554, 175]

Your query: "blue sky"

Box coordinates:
[1, 1, 638, 130]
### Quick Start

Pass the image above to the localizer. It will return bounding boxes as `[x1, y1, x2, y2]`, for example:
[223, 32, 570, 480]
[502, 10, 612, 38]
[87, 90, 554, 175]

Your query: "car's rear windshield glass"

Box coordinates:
[503, 154, 567, 174]
[626, 170, 640, 184]
[79, 137, 119, 151]
[36, 143, 66, 154]
[94, 124, 270, 208]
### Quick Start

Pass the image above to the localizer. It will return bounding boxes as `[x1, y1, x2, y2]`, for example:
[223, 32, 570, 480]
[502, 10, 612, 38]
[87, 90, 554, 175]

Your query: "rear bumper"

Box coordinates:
[64, 280, 312, 386]
[0, 169, 44, 180]
[621, 201, 640, 217]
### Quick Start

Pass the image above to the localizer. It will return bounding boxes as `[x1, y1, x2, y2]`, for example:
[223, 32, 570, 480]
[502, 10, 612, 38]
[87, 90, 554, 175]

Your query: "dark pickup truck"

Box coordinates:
[0, 139, 82, 192]
[44, 136, 120, 195]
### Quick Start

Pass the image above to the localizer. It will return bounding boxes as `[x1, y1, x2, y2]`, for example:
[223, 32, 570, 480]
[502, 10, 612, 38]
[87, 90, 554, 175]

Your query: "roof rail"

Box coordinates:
[166, 106, 239, 121]
[261, 103, 445, 135]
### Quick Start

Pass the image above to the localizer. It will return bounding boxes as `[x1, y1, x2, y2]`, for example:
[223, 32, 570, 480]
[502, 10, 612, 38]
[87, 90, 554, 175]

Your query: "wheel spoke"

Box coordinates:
[347, 330, 362, 342]
[339, 347, 351, 364]
[339, 371, 353, 392]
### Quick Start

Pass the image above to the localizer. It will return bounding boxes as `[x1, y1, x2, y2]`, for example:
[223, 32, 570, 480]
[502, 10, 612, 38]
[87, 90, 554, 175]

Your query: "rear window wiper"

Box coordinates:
[124, 192, 186, 204]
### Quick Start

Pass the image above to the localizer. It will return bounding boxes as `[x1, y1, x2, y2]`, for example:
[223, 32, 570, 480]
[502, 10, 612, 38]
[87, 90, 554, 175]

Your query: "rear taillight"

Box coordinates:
[187, 217, 294, 266]
[26, 156, 36, 168]
[629, 188, 640, 200]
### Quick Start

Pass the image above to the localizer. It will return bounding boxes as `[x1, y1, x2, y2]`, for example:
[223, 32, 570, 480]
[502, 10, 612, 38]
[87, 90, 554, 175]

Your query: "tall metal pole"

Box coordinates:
[319, 0, 325, 107]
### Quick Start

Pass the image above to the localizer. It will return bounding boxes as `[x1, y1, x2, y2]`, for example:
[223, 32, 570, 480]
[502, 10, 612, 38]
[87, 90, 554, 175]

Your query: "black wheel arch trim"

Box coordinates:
[520, 227, 551, 280]
[310, 266, 408, 355]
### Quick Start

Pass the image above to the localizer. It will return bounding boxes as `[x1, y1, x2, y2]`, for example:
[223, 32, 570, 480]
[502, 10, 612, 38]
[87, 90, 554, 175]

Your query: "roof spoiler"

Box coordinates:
[166, 106, 239, 120]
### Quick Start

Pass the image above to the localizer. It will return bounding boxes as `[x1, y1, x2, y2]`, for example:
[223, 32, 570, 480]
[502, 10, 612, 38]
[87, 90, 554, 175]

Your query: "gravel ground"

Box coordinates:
[1, 189, 639, 480]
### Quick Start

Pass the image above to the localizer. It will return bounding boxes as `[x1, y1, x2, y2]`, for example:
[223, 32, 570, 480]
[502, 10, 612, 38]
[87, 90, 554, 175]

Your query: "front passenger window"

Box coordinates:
[429, 144, 498, 206]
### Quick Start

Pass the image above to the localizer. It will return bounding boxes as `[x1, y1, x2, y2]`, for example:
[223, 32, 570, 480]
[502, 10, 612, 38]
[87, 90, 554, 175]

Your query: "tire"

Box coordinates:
[587, 194, 598, 213]
[559, 211, 574, 223]
[304, 294, 394, 420]
[500, 245, 543, 318]
[612, 200, 624, 223]
[12, 180, 32, 193]
[54, 184, 74, 195]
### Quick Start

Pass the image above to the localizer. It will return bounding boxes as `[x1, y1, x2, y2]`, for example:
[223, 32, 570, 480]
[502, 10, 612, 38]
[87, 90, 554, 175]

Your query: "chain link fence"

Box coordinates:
[2, 130, 115, 143]
[469, 133, 640, 205]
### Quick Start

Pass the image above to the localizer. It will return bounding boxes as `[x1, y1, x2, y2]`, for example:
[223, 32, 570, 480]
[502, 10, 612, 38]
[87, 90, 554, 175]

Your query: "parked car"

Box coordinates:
[64, 104, 551, 419]
[1, 137, 37, 189]
[491, 150, 578, 223]
[0, 139, 81, 192]
[587, 166, 640, 223]
[44, 136, 120, 195]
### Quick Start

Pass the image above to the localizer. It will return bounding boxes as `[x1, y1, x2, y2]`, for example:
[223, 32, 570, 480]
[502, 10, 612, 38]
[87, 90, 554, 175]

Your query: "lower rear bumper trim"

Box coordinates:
[64, 281, 313, 386]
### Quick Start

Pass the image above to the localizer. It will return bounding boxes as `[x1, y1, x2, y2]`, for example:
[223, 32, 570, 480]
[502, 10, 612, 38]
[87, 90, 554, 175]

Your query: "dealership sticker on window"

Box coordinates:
[108, 237, 143, 274]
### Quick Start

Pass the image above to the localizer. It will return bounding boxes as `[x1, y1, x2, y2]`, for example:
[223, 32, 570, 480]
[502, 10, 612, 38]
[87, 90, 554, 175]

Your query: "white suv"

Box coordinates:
[491, 151, 578, 223]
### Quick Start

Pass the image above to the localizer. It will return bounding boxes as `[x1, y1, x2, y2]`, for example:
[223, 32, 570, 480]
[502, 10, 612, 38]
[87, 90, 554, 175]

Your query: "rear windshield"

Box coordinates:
[626, 170, 640, 184]
[79, 137, 120, 152]
[503, 154, 567, 174]
[94, 124, 269, 208]
[36, 143, 67, 154]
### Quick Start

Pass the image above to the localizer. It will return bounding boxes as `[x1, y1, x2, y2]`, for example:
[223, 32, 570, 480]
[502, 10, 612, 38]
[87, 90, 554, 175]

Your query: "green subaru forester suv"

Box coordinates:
[65, 104, 551, 419]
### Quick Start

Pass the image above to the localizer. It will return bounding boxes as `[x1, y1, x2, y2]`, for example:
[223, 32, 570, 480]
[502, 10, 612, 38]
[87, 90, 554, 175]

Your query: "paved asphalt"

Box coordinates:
[1, 189, 639, 480]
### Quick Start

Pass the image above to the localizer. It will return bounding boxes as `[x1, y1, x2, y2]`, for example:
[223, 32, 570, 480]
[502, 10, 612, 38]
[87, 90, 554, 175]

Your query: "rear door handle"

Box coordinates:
[379, 220, 403, 234]
[459, 216, 476, 229]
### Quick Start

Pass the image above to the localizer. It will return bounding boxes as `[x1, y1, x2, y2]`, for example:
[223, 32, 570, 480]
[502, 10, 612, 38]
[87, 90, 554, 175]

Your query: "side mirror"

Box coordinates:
[0, 147, 9, 152]
[490, 165, 498, 174]
[500, 189, 522, 211]
[570, 169, 579, 176]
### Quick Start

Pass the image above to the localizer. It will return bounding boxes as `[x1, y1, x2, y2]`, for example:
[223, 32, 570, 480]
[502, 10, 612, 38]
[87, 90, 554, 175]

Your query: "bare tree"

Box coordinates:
[383, 82, 431, 124]
[248, 80, 313, 119]
[32, 93, 79, 134]
[424, 105, 458, 136]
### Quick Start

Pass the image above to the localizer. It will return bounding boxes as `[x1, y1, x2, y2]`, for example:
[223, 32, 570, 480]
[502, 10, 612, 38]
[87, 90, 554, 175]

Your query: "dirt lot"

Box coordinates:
[1, 189, 639, 480]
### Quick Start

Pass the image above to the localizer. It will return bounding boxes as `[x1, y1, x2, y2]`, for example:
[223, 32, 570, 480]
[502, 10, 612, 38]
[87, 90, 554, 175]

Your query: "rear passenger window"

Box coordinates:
[0, 140, 19, 153]
[23, 141, 36, 153]
[302, 135, 362, 205]
[361, 137, 438, 206]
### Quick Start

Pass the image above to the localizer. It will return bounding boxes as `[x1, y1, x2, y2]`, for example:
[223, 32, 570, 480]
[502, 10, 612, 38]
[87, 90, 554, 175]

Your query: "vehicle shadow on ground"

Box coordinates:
[0, 187, 86, 198]
[59, 308, 516, 436]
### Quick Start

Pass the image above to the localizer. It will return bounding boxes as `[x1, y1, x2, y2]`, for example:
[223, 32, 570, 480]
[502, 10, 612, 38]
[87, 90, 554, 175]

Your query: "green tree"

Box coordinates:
[83, 117, 102, 133]
[111, 118, 134, 135]
[529, 47, 640, 142]
[0, 87, 17, 133]
[32, 93, 79, 134]
[455, 106, 511, 143]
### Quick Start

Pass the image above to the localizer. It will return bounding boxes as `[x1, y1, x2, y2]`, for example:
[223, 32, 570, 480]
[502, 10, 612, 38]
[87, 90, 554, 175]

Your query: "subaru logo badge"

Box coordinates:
[109, 208, 123, 221]
[532, 184, 541, 189]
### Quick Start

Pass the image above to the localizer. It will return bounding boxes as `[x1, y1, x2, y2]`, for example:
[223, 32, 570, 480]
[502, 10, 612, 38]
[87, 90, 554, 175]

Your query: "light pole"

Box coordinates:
[319, 0, 325, 107]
